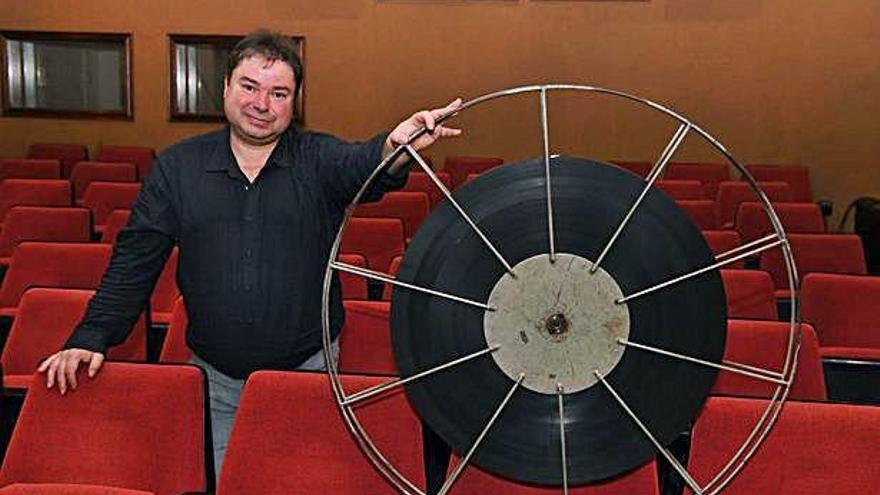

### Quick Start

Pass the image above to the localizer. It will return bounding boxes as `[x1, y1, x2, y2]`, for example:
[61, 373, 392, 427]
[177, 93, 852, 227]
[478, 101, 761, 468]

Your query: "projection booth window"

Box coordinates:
[1, 31, 131, 119]
[170, 34, 305, 124]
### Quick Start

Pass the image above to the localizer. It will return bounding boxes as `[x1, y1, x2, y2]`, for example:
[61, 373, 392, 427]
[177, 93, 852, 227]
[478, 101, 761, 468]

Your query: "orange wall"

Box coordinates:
[2, 0, 879, 224]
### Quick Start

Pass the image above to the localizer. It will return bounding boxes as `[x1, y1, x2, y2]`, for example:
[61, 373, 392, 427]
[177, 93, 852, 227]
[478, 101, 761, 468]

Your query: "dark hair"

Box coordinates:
[226, 29, 303, 87]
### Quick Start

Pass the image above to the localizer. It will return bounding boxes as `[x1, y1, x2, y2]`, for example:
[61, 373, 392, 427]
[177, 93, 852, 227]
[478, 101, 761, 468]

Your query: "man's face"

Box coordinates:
[223, 55, 296, 146]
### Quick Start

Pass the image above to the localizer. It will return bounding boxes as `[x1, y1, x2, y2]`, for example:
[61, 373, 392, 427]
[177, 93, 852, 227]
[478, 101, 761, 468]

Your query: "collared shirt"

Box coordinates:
[66, 126, 404, 378]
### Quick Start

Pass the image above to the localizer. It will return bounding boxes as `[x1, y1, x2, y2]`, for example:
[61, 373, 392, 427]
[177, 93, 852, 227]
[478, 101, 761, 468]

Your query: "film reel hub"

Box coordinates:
[485, 253, 629, 395]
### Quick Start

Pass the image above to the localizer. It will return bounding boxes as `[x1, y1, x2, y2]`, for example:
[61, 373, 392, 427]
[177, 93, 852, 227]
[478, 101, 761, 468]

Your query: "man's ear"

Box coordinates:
[223, 77, 230, 98]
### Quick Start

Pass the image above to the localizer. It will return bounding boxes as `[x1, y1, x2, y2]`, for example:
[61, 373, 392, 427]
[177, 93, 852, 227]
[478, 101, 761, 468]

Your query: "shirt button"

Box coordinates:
[244, 284, 252, 292]
[244, 249, 252, 259]
[244, 185, 249, 191]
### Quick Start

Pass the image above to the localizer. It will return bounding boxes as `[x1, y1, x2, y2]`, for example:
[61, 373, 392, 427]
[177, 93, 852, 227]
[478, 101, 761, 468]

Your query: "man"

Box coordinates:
[38, 29, 461, 476]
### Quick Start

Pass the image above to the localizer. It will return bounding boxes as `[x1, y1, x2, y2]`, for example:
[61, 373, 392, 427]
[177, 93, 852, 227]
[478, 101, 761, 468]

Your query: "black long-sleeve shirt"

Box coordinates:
[66, 126, 405, 378]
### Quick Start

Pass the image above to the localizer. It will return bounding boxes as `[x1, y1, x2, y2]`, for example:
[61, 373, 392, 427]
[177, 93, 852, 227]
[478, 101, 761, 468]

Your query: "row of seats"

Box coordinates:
[25, 143, 156, 180]
[2, 362, 878, 494]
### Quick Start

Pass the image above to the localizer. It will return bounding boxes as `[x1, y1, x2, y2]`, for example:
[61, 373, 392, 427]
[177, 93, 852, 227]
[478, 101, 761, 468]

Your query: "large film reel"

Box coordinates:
[323, 85, 801, 495]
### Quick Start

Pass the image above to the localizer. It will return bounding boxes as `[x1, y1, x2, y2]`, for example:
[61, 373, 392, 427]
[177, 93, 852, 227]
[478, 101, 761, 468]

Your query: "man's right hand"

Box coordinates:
[37, 348, 105, 395]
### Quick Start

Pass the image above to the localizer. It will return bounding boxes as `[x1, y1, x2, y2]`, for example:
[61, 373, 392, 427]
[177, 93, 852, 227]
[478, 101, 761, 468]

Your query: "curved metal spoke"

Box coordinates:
[437, 374, 524, 495]
[341, 346, 500, 406]
[591, 123, 691, 273]
[404, 146, 516, 277]
[594, 370, 704, 495]
[618, 339, 787, 385]
[557, 384, 569, 495]
[540, 87, 557, 262]
[331, 261, 494, 311]
[616, 235, 785, 305]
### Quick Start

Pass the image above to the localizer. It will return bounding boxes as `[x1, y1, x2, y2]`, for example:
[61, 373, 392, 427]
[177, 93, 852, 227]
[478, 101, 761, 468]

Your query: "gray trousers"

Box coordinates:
[191, 340, 340, 482]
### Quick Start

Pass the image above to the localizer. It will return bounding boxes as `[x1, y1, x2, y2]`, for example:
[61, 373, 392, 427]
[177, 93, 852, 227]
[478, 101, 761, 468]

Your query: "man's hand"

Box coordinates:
[37, 348, 105, 395]
[384, 99, 463, 173]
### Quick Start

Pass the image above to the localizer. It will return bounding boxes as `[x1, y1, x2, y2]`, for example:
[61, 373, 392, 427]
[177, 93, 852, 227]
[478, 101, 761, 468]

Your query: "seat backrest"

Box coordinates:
[702, 230, 742, 268]
[444, 156, 504, 188]
[0, 207, 91, 259]
[760, 234, 867, 291]
[100, 209, 132, 244]
[339, 301, 396, 376]
[28, 142, 89, 178]
[97, 145, 156, 181]
[150, 247, 179, 324]
[401, 171, 452, 208]
[676, 200, 720, 230]
[610, 160, 652, 178]
[720, 269, 777, 320]
[70, 162, 137, 200]
[382, 254, 404, 300]
[218, 371, 424, 495]
[340, 217, 405, 273]
[353, 191, 431, 241]
[0, 242, 113, 315]
[801, 273, 880, 348]
[0, 179, 71, 222]
[656, 179, 705, 200]
[0, 158, 61, 181]
[735, 201, 825, 244]
[81, 182, 142, 227]
[715, 181, 792, 227]
[665, 162, 730, 199]
[1, 288, 147, 378]
[338, 253, 368, 300]
[159, 296, 191, 363]
[0, 362, 208, 495]
[745, 164, 813, 202]
[688, 396, 880, 493]
[452, 459, 660, 495]
[713, 319, 826, 401]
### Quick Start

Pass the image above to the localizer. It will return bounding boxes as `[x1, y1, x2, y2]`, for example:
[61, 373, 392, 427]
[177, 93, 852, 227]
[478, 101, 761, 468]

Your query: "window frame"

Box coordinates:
[0, 30, 133, 120]
[168, 34, 305, 125]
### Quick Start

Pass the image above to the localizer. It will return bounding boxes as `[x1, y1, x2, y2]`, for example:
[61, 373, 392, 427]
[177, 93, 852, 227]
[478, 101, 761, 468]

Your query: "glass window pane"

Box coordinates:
[2, 32, 130, 118]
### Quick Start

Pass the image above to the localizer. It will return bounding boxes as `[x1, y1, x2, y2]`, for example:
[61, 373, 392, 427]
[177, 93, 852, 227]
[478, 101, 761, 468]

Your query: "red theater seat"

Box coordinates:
[688, 397, 880, 493]
[28, 142, 89, 179]
[97, 145, 156, 181]
[382, 255, 404, 301]
[1, 288, 147, 391]
[400, 171, 452, 208]
[665, 162, 730, 199]
[0, 207, 91, 265]
[445, 156, 504, 188]
[801, 273, 880, 360]
[676, 200, 720, 230]
[151, 248, 179, 325]
[217, 371, 425, 494]
[159, 296, 191, 363]
[720, 269, 778, 320]
[656, 179, 705, 200]
[702, 231, 742, 268]
[760, 234, 867, 298]
[712, 320, 826, 401]
[715, 181, 792, 228]
[0, 179, 71, 227]
[0, 242, 113, 318]
[70, 162, 137, 203]
[338, 301, 395, 376]
[0, 483, 153, 494]
[338, 253, 368, 300]
[354, 191, 431, 242]
[81, 182, 141, 233]
[734, 201, 825, 244]
[0, 158, 61, 181]
[99, 209, 131, 244]
[610, 160, 652, 178]
[340, 217, 405, 273]
[0, 362, 209, 495]
[745, 164, 813, 202]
